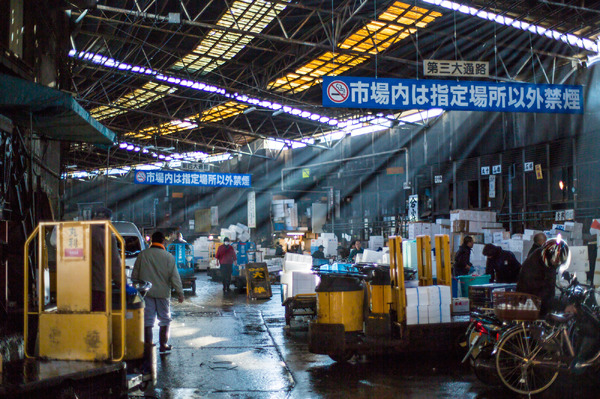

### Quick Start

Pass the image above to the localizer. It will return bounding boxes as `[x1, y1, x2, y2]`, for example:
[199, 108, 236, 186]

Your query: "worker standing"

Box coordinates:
[216, 237, 237, 292]
[348, 240, 364, 263]
[482, 243, 521, 283]
[312, 245, 326, 259]
[453, 236, 474, 276]
[132, 231, 184, 354]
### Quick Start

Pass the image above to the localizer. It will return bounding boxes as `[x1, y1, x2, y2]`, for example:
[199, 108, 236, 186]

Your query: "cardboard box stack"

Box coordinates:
[407, 222, 450, 241]
[450, 210, 501, 233]
[406, 285, 451, 325]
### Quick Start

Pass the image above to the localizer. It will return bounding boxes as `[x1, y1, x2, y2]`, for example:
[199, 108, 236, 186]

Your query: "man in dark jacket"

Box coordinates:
[527, 233, 547, 259]
[454, 236, 474, 276]
[483, 244, 521, 283]
[216, 237, 237, 292]
[312, 245, 325, 259]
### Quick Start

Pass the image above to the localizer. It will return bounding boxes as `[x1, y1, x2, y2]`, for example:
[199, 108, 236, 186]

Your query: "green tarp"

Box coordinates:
[0, 73, 115, 145]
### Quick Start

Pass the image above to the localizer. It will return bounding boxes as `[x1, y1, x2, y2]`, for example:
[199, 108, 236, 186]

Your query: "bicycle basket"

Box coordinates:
[493, 292, 541, 321]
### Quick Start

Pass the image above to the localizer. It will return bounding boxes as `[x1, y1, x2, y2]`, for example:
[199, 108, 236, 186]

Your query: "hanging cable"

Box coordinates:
[331, 0, 335, 74]
[415, 1, 419, 80]
[529, 32, 536, 84]
[374, 0, 378, 79]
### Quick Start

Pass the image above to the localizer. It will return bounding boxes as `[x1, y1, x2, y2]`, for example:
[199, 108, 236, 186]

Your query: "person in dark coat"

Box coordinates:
[454, 236, 474, 276]
[527, 233, 547, 258]
[216, 237, 237, 292]
[483, 244, 521, 283]
[517, 238, 568, 316]
[312, 245, 325, 259]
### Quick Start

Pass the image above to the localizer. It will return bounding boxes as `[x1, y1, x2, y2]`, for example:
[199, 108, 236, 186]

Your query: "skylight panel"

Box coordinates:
[267, 1, 442, 94]
[90, 82, 175, 120]
[172, 0, 289, 74]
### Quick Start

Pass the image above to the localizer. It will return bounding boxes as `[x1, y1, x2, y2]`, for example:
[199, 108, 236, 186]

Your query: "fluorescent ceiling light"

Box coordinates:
[243, 106, 257, 114]
[421, 0, 598, 53]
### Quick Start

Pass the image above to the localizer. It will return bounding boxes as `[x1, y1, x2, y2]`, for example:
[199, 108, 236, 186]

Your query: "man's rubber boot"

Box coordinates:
[144, 326, 153, 345]
[159, 326, 172, 353]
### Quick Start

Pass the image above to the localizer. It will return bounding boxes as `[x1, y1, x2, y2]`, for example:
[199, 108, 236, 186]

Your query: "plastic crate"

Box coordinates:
[468, 283, 517, 311]
[493, 292, 541, 321]
[457, 274, 491, 297]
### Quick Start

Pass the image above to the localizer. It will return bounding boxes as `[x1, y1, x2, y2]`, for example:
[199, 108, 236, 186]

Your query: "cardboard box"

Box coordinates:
[452, 220, 469, 233]
[569, 246, 589, 272]
[452, 297, 470, 313]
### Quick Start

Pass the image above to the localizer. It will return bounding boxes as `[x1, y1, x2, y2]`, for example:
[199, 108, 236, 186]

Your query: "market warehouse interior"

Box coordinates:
[1, 0, 600, 398]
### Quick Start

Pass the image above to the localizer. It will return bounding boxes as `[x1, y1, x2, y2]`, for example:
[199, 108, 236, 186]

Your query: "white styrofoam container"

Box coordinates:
[427, 285, 451, 305]
[569, 246, 590, 272]
[427, 305, 451, 323]
[279, 271, 319, 300]
[406, 287, 429, 307]
[406, 305, 428, 325]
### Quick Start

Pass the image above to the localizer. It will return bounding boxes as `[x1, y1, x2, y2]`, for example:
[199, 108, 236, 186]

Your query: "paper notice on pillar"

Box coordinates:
[210, 206, 219, 226]
[247, 191, 256, 228]
[489, 175, 496, 199]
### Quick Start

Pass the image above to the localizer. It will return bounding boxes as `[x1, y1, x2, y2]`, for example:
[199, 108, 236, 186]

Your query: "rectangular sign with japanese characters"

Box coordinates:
[133, 169, 251, 188]
[322, 76, 583, 114]
[424, 59, 489, 78]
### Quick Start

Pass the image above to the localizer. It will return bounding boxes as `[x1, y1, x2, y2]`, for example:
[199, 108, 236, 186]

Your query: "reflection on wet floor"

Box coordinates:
[135, 273, 598, 399]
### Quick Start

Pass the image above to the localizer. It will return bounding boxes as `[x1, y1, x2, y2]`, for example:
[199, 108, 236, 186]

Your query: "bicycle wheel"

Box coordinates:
[495, 325, 560, 395]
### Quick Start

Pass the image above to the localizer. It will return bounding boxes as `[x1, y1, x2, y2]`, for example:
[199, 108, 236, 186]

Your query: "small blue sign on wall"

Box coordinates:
[322, 76, 583, 114]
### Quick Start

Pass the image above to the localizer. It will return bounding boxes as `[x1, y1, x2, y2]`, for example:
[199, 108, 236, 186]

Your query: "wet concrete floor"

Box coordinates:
[138, 273, 598, 399]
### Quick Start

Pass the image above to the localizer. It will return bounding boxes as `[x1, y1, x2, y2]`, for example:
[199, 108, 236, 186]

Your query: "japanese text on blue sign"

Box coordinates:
[322, 76, 583, 114]
[133, 170, 251, 188]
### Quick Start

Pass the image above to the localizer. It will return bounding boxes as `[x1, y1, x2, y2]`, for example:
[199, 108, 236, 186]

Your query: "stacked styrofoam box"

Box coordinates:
[319, 233, 338, 257]
[471, 244, 486, 268]
[564, 222, 583, 240]
[483, 228, 505, 244]
[361, 249, 384, 263]
[406, 286, 451, 325]
[368, 236, 384, 251]
[406, 287, 429, 325]
[568, 246, 590, 283]
[280, 253, 316, 301]
[193, 237, 211, 270]
[508, 239, 533, 263]
[450, 210, 496, 222]
[492, 231, 511, 243]
[220, 228, 236, 241]
[427, 285, 452, 323]
[408, 223, 423, 240]
[402, 240, 418, 269]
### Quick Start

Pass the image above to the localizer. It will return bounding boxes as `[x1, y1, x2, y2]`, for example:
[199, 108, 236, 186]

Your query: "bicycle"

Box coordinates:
[493, 276, 600, 395]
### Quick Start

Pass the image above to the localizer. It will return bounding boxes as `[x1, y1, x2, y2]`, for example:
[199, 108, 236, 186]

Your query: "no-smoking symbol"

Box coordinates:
[327, 80, 349, 103]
